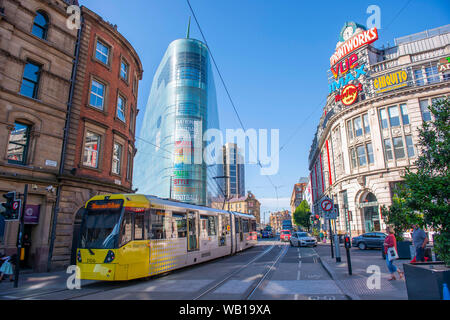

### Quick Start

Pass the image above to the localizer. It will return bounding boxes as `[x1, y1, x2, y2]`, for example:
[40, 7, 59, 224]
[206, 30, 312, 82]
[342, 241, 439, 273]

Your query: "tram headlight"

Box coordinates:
[104, 250, 115, 263]
[77, 250, 82, 263]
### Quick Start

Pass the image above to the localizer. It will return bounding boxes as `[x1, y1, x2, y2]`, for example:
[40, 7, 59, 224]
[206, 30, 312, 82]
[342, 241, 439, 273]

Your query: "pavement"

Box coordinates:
[314, 242, 409, 300]
[0, 269, 98, 299]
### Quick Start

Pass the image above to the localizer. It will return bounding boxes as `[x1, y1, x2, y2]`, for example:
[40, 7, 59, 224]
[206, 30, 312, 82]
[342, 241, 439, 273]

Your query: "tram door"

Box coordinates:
[234, 217, 240, 251]
[187, 211, 199, 251]
[239, 218, 244, 242]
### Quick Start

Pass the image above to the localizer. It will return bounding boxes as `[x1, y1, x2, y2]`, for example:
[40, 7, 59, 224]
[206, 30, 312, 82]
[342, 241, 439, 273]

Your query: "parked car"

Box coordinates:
[280, 230, 291, 242]
[290, 232, 317, 247]
[352, 232, 387, 250]
[261, 230, 273, 238]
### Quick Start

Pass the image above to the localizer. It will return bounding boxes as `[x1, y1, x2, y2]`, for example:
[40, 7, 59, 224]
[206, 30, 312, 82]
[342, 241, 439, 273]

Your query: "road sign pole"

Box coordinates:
[329, 219, 334, 258]
[332, 213, 341, 262]
[14, 184, 28, 288]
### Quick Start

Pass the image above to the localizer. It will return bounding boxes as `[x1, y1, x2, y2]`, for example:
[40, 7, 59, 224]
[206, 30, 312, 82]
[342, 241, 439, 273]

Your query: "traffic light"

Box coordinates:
[344, 235, 351, 249]
[1, 192, 21, 220]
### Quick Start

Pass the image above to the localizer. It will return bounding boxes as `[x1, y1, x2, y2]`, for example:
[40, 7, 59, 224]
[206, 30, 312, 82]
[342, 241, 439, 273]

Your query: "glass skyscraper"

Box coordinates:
[223, 143, 245, 198]
[134, 38, 221, 206]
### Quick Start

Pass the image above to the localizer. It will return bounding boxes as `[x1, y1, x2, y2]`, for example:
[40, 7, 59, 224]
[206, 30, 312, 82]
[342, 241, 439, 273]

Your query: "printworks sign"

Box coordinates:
[372, 70, 409, 94]
[330, 27, 378, 67]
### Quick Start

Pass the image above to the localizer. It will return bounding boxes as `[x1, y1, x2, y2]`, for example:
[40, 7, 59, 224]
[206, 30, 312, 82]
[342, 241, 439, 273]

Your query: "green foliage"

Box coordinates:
[293, 200, 311, 230]
[381, 184, 423, 241]
[403, 97, 450, 266]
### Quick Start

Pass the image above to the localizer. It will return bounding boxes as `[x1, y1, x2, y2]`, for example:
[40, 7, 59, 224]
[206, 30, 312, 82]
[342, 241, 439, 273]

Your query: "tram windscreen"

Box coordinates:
[79, 199, 123, 249]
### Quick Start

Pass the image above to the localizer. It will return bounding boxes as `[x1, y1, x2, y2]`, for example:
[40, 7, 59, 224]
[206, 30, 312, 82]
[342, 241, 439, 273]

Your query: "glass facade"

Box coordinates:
[134, 38, 221, 206]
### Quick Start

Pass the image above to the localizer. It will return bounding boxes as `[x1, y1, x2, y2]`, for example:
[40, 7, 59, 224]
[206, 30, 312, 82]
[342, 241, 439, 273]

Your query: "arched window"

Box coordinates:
[32, 11, 49, 39]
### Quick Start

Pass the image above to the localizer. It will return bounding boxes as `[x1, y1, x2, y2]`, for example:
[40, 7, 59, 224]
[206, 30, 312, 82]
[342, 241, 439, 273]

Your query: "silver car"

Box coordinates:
[290, 232, 317, 247]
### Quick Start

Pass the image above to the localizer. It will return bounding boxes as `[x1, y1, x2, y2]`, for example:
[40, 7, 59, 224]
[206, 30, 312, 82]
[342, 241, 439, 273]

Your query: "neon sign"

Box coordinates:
[329, 64, 366, 94]
[335, 83, 362, 106]
[331, 53, 359, 79]
[330, 27, 378, 67]
[373, 70, 408, 94]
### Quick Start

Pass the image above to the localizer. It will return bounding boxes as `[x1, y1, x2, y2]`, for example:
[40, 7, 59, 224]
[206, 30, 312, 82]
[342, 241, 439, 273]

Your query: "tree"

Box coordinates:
[381, 183, 423, 241]
[293, 200, 311, 230]
[403, 97, 450, 265]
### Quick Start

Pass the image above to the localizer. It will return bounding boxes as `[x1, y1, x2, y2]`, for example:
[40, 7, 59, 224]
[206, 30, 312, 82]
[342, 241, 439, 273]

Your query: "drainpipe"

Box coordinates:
[47, 14, 84, 271]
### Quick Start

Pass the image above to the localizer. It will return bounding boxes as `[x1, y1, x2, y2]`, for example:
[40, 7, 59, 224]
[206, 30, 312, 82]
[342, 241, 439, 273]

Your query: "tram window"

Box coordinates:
[235, 217, 240, 234]
[218, 214, 227, 246]
[208, 216, 217, 236]
[242, 219, 249, 233]
[120, 212, 133, 246]
[134, 213, 145, 240]
[200, 215, 207, 238]
[173, 212, 187, 238]
[150, 209, 166, 240]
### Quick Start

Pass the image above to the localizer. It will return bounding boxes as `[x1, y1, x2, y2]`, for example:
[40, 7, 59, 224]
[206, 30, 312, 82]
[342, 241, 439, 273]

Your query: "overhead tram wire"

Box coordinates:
[185, 0, 280, 194]
[278, 95, 327, 153]
[384, 0, 414, 32]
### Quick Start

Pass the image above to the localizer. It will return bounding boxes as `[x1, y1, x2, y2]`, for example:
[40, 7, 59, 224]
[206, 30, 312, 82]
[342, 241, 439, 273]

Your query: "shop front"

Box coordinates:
[358, 192, 381, 233]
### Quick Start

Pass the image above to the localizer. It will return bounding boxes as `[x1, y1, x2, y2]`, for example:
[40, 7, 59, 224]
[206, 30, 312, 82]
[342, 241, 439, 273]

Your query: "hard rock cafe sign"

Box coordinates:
[335, 83, 363, 106]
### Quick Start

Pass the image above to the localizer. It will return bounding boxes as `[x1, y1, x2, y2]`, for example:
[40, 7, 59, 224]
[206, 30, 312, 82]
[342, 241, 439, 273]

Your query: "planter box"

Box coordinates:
[397, 240, 412, 259]
[381, 241, 414, 260]
[404, 263, 450, 300]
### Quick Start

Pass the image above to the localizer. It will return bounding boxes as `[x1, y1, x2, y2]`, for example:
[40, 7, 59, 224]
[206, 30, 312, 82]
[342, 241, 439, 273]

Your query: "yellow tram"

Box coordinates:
[76, 194, 258, 281]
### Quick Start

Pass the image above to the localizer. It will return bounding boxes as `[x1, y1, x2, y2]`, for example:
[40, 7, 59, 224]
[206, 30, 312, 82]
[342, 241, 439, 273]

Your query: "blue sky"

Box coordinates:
[81, 0, 449, 221]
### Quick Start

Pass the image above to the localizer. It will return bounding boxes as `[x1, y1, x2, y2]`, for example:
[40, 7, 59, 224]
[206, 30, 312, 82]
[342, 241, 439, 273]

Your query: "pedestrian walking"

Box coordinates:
[0, 254, 15, 282]
[412, 224, 428, 262]
[383, 226, 404, 281]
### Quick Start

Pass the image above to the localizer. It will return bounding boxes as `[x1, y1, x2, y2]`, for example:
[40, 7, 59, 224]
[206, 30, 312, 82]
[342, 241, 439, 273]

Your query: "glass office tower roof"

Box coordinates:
[134, 38, 221, 206]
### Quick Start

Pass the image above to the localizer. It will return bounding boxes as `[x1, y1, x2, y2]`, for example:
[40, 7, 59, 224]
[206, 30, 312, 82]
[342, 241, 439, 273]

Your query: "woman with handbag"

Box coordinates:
[383, 226, 404, 281]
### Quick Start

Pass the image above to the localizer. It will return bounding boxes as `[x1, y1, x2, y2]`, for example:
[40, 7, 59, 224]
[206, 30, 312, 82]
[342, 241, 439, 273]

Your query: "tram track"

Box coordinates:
[5, 242, 284, 300]
[193, 243, 289, 300]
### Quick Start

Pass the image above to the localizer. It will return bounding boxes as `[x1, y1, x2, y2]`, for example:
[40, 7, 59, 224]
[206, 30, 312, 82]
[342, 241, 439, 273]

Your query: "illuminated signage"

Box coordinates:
[438, 57, 450, 73]
[331, 53, 359, 79]
[329, 64, 366, 94]
[335, 83, 362, 106]
[90, 201, 121, 210]
[330, 27, 378, 67]
[373, 70, 408, 94]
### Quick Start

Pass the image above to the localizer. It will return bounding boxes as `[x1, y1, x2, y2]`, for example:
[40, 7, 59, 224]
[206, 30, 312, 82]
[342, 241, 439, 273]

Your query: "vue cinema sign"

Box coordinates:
[330, 27, 378, 67]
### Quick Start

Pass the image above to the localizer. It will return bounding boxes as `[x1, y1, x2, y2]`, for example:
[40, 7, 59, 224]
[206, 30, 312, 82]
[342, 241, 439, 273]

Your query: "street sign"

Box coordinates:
[320, 198, 333, 212]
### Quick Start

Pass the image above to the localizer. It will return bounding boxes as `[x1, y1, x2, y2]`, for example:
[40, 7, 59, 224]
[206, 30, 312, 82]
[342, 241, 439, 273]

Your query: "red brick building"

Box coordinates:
[49, 6, 143, 269]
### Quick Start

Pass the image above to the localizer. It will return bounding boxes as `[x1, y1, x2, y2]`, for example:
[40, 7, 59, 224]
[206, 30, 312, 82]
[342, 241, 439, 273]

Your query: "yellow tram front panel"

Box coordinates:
[77, 241, 150, 281]
[77, 194, 151, 281]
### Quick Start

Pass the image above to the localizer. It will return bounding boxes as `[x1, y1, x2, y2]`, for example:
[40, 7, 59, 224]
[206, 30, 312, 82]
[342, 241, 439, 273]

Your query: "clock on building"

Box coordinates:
[336, 22, 367, 48]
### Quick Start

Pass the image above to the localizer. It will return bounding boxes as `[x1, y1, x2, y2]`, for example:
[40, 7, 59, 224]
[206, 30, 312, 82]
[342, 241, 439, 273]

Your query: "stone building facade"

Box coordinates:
[308, 23, 450, 237]
[211, 191, 261, 224]
[269, 210, 291, 233]
[0, 0, 78, 271]
[290, 179, 307, 214]
[50, 6, 143, 269]
[0, 1, 143, 271]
